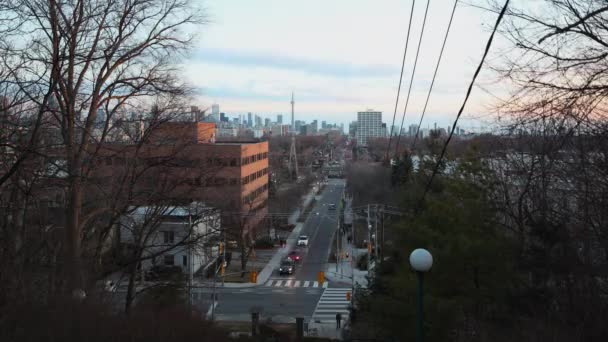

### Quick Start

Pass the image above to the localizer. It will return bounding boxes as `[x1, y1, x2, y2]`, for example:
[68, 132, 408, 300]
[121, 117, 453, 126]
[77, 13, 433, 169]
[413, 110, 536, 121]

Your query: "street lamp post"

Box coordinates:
[409, 248, 433, 342]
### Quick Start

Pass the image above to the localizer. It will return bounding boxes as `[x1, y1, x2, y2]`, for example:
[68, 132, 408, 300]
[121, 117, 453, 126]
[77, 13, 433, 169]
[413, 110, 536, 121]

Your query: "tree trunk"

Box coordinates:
[66, 171, 83, 294]
[124, 262, 138, 315]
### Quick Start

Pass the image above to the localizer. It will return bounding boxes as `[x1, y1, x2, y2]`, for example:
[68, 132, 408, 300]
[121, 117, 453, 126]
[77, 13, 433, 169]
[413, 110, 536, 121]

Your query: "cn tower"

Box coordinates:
[290, 92, 295, 132]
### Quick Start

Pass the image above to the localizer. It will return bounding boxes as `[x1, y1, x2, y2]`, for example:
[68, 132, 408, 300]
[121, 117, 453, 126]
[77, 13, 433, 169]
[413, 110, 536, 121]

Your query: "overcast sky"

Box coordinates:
[185, 0, 503, 131]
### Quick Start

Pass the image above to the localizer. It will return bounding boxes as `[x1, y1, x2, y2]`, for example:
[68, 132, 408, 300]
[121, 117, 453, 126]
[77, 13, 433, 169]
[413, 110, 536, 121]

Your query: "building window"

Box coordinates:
[230, 158, 237, 166]
[229, 178, 237, 185]
[163, 231, 175, 244]
[182, 255, 187, 267]
[164, 254, 175, 265]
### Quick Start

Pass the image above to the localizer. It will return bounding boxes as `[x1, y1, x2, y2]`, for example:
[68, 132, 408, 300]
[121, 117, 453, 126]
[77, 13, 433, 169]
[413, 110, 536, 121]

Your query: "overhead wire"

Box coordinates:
[416, 0, 510, 209]
[393, 0, 432, 158]
[411, 0, 459, 150]
[385, 0, 417, 162]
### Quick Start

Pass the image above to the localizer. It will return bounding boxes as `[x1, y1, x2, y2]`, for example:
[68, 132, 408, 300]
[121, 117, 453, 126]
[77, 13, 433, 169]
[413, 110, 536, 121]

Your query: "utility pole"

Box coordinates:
[380, 206, 385, 264]
[188, 209, 193, 309]
[367, 204, 371, 273]
[336, 212, 340, 274]
[374, 207, 379, 263]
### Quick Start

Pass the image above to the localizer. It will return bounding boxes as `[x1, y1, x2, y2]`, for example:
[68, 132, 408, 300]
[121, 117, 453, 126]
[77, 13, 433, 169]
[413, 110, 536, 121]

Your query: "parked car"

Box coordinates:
[145, 265, 184, 281]
[297, 235, 309, 247]
[288, 250, 302, 263]
[279, 259, 296, 275]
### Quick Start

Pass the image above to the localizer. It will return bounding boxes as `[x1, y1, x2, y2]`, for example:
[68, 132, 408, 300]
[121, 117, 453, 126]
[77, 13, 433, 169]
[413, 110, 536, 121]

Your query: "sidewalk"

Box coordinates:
[221, 187, 317, 287]
[324, 236, 369, 289]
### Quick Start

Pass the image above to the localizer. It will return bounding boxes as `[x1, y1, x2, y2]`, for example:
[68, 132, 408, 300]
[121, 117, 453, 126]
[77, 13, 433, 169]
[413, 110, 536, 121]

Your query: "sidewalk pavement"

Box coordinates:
[221, 187, 317, 288]
[306, 322, 343, 340]
[324, 244, 369, 288]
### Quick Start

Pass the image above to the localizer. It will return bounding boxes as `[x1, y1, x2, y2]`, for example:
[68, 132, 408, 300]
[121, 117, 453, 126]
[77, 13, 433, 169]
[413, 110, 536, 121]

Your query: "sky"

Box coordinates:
[184, 0, 504, 132]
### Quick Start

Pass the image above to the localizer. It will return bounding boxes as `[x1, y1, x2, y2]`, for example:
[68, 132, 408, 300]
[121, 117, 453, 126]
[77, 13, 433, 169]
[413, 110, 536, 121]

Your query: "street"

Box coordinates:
[203, 179, 349, 323]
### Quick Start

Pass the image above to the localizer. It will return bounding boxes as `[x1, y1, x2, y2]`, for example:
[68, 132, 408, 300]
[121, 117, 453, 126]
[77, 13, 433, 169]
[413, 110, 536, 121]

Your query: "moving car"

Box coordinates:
[279, 259, 295, 275]
[288, 250, 302, 263]
[297, 235, 309, 246]
[328, 203, 337, 210]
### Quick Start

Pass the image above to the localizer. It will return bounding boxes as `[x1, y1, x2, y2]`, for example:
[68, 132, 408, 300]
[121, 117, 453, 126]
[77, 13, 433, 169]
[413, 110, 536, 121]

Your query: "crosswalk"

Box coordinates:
[311, 287, 352, 324]
[264, 279, 329, 288]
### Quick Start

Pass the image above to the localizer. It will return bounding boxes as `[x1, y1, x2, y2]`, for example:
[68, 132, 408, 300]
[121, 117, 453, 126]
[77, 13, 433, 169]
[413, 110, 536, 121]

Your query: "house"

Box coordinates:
[120, 203, 221, 279]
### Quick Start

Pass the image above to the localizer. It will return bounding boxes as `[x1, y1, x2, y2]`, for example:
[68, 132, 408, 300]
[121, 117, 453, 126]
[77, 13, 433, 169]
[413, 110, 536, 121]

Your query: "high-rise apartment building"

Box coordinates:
[264, 118, 270, 127]
[295, 120, 304, 132]
[248, 112, 253, 127]
[356, 110, 383, 146]
[255, 115, 262, 127]
[211, 104, 220, 122]
[277, 114, 283, 124]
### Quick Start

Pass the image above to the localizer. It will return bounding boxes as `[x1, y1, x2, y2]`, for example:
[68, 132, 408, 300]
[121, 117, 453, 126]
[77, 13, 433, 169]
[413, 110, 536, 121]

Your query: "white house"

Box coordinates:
[120, 203, 222, 280]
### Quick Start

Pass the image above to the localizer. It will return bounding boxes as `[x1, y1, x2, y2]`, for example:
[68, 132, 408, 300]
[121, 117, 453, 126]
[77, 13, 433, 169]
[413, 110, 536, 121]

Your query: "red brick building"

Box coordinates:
[92, 122, 269, 237]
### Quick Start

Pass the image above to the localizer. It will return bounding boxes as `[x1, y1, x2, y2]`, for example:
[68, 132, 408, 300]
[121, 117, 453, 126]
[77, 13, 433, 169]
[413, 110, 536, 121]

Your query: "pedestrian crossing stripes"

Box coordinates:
[263, 279, 329, 288]
[311, 287, 352, 324]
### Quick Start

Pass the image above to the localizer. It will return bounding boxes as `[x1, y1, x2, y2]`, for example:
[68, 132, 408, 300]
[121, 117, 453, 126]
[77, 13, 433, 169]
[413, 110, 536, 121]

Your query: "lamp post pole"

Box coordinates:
[416, 271, 424, 342]
[409, 248, 433, 342]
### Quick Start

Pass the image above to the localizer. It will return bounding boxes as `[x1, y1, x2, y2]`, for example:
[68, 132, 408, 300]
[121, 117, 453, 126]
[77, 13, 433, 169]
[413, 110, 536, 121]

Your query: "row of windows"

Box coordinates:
[91, 153, 268, 168]
[180, 177, 239, 187]
[242, 167, 269, 185]
[243, 183, 269, 204]
[241, 152, 268, 166]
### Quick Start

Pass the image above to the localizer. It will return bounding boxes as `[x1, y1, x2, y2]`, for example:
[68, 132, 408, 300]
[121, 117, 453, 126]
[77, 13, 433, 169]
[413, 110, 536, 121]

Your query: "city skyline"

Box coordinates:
[185, 0, 503, 132]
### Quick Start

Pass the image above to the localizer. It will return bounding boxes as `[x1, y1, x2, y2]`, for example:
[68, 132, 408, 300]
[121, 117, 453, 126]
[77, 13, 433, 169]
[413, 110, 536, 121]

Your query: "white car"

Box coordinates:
[297, 235, 309, 247]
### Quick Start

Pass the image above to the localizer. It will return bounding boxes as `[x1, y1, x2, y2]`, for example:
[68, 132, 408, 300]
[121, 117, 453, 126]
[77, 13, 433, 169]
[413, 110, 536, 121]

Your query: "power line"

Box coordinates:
[393, 0, 432, 158]
[417, 0, 510, 209]
[385, 0, 417, 161]
[411, 0, 459, 150]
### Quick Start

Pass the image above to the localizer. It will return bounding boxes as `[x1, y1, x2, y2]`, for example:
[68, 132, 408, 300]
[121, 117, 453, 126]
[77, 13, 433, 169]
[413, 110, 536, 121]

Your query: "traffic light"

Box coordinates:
[317, 271, 325, 285]
[346, 291, 351, 301]
[250, 271, 257, 283]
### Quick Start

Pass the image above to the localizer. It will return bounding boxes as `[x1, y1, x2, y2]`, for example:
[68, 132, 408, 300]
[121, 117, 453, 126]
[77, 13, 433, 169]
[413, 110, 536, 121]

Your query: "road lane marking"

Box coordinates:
[285, 280, 293, 287]
[303, 281, 310, 287]
[274, 280, 283, 287]
[323, 282, 329, 288]
[313, 281, 319, 287]
[294, 280, 301, 287]
[265, 280, 273, 286]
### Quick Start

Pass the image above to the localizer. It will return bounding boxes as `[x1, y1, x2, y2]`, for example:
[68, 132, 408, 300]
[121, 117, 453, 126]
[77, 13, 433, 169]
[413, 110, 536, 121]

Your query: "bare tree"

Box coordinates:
[0, 0, 205, 294]
[483, 1, 608, 338]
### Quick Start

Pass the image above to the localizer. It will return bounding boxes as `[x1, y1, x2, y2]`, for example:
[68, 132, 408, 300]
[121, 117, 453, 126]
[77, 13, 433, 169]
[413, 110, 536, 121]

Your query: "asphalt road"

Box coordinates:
[208, 179, 346, 321]
[294, 179, 343, 280]
[193, 286, 324, 322]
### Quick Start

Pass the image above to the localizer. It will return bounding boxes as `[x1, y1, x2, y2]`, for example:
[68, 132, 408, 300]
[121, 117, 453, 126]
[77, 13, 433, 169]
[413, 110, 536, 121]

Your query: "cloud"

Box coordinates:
[191, 48, 399, 78]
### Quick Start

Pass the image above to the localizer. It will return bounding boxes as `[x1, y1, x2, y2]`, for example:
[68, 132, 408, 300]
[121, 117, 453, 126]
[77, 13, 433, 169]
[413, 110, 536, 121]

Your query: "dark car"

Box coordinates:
[288, 250, 302, 263]
[328, 203, 337, 210]
[145, 265, 184, 281]
[278, 259, 295, 275]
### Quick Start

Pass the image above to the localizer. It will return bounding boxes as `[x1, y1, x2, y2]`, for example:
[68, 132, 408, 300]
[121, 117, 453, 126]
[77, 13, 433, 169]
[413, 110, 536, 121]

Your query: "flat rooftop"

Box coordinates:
[214, 140, 263, 145]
